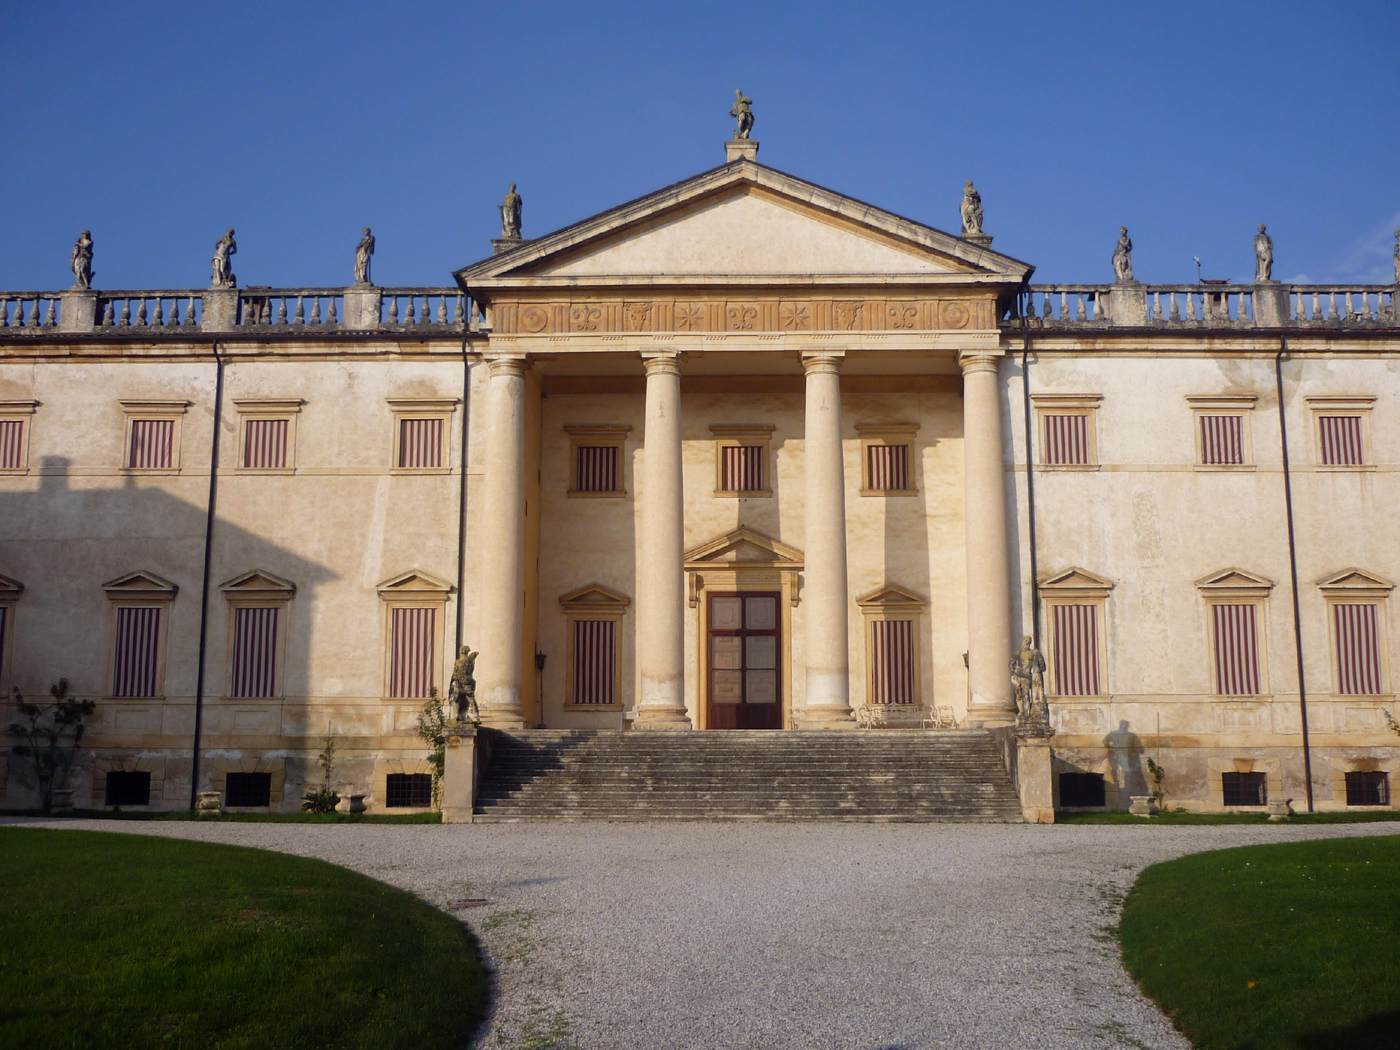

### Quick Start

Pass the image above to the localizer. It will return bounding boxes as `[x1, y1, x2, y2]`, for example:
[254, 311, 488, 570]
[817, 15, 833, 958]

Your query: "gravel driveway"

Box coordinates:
[10, 818, 1396, 1049]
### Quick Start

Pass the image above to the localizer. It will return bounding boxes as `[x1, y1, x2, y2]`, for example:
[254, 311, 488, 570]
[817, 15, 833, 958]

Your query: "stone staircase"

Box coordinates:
[473, 729, 1024, 822]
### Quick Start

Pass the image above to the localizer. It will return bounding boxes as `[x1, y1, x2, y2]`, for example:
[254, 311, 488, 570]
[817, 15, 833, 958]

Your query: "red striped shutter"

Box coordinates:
[1319, 416, 1364, 466]
[1200, 415, 1244, 465]
[242, 419, 288, 469]
[230, 606, 279, 697]
[572, 619, 615, 704]
[574, 445, 619, 493]
[127, 419, 174, 469]
[0, 605, 7, 674]
[870, 619, 915, 704]
[1052, 604, 1101, 696]
[112, 606, 161, 697]
[866, 444, 910, 491]
[398, 418, 444, 469]
[1043, 414, 1090, 465]
[1212, 603, 1261, 695]
[389, 606, 437, 698]
[1334, 603, 1382, 695]
[0, 419, 24, 469]
[720, 445, 765, 491]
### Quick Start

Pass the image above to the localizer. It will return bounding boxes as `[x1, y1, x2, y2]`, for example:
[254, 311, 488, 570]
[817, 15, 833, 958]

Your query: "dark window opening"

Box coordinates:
[1058, 772, 1106, 808]
[105, 770, 151, 807]
[386, 773, 433, 808]
[1345, 771, 1390, 807]
[225, 772, 272, 807]
[1222, 771, 1268, 806]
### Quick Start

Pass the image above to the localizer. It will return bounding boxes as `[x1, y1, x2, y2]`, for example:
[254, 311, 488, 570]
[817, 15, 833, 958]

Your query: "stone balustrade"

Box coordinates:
[98, 291, 204, 329]
[0, 293, 62, 329]
[1023, 282, 1398, 329]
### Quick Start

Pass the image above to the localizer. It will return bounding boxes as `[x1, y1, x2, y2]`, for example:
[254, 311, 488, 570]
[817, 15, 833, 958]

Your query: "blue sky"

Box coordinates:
[2, 1, 1397, 290]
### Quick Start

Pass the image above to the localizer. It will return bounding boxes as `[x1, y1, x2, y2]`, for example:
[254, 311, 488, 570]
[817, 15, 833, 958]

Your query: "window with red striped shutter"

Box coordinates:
[398, 418, 444, 469]
[1212, 603, 1261, 695]
[0, 418, 26, 470]
[127, 419, 174, 469]
[1333, 603, 1383, 695]
[865, 444, 911, 492]
[719, 444, 766, 492]
[1042, 414, 1091, 466]
[1052, 604, 1101, 696]
[574, 445, 620, 493]
[0, 605, 8, 678]
[241, 418, 289, 470]
[389, 606, 437, 698]
[571, 619, 616, 704]
[230, 606, 280, 698]
[112, 606, 161, 697]
[869, 619, 916, 704]
[1319, 415, 1364, 466]
[1200, 414, 1245, 465]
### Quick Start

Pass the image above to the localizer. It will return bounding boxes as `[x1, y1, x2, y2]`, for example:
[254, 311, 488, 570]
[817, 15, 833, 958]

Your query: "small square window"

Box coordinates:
[1308, 397, 1374, 469]
[1344, 771, 1389, 807]
[388, 397, 457, 473]
[0, 400, 37, 473]
[120, 400, 189, 473]
[857, 423, 918, 495]
[1033, 395, 1101, 469]
[1058, 772, 1106, 808]
[233, 399, 302, 473]
[1222, 771, 1267, 807]
[386, 773, 433, 808]
[225, 772, 272, 807]
[711, 425, 773, 497]
[565, 425, 629, 497]
[105, 770, 151, 807]
[1187, 397, 1256, 469]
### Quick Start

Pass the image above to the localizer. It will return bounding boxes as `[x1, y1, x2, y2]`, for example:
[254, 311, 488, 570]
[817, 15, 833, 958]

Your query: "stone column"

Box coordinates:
[960, 351, 1016, 726]
[801, 352, 853, 727]
[635, 352, 690, 728]
[476, 356, 528, 729]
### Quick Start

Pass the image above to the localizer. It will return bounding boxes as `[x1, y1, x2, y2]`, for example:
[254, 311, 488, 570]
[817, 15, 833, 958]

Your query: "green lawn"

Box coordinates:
[0, 828, 488, 1049]
[1058, 809, 1400, 825]
[1120, 835, 1400, 1049]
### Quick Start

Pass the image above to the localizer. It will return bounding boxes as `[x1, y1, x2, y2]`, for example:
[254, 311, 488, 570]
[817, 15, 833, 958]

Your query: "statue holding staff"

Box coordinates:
[500, 183, 522, 240]
[730, 89, 754, 140]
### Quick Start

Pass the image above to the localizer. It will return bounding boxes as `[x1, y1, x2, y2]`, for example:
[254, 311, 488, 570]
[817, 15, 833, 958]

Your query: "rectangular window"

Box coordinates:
[230, 606, 279, 698]
[398, 417, 444, 469]
[1058, 772, 1106, 808]
[1319, 415, 1364, 466]
[104, 770, 151, 807]
[1200, 414, 1245, 465]
[869, 619, 915, 704]
[1334, 603, 1383, 694]
[1043, 414, 1091, 466]
[0, 605, 8, 682]
[1222, 771, 1267, 807]
[865, 444, 910, 492]
[574, 445, 620, 494]
[112, 606, 161, 697]
[1212, 603, 1261, 696]
[571, 619, 616, 704]
[389, 606, 437, 698]
[0, 418, 26, 470]
[1344, 771, 1390, 807]
[385, 772, 433, 808]
[127, 419, 174, 470]
[241, 418, 289, 470]
[225, 772, 272, 807]
[719, 445, 766, 492]
[1052, 604, 1101, 696]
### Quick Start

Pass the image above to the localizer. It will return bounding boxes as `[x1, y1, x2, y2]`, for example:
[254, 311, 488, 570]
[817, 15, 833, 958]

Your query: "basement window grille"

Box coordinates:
[225, 772, 272, 807]
[1345, 771, 1390, 807]
[386, 773, 433, 808]
[1221, 771, 1267, 807]
[1058, 772, 1106, 808]
[104, 770, 151, 807]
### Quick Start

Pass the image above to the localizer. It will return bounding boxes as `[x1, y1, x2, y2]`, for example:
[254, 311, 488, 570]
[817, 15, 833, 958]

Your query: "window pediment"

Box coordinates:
[1040, 567, 1114, 593]
[683, 527, 803, 570]
[1195, 568, 1275, 594]
[0, 573, 23, 596]
[220, 570, 296, 601]
[558, 584, 630, 613]
[1318, 568, 1394, 594]
[102, 571, 177, 599]
[856, 585, 928, 611]
[377, 570, 454, 598]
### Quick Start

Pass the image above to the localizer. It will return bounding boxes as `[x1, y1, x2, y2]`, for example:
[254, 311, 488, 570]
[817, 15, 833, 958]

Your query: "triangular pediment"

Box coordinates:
[376, 570, 454, 597]
[1039, 567, 1114, 592]
[220, 570, 297, 598]
[457, 162, 1030, 289]
[1195, 568, 1274, 591]
[856, 584, 928, 610]
[102, 571, 178, 597]
[1317, 568, 1394, 592]
[684, 526, 803, 569]
[558, 583, 630, 610]
[0, 573, 23, 595]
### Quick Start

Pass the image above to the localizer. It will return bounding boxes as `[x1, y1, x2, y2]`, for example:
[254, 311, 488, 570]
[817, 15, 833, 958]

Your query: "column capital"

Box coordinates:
[641, 350, 684, 376]
[957, 350, 1004, 376]
[485, 354, 528, 378]
[800, 351, 845, 375]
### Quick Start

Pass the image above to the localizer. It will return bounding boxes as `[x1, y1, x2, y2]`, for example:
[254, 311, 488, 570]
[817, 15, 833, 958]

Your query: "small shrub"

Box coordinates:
[416, 690, 448, 808]
[7, 679, 95, 813]
[300, 737, 340, 814]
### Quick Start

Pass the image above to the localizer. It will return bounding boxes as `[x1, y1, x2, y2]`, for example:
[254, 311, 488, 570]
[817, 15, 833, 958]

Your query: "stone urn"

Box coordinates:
[1128, 795, 1158, 817]
[196, 790, 223, 816]
[347, 794, 367, 815]
[1267, 798, 1293, 822]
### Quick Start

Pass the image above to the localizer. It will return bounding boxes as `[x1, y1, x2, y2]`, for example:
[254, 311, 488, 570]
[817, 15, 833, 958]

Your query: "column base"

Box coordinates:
[797, 706, 856, 729]
[964, 705, 1016, 729]
[634, 707, 692, 730]
[479, 711, 527, 731]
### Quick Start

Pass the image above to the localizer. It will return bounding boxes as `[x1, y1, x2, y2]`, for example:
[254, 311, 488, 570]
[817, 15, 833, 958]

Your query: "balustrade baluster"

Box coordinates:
[275, 298, 287, 324]
[1073, 293, 1084, 321]
[44, 299, 56, 327]
[310, 296, 321, 324]
[294, 296, 305, 324]
[137, 298, 149, 326]
[1326, 291, 1338, 320]
[1151, 291, 1162, 320]
[1343, 291, 1354, 319]
[119, 300, 131, 326]
[100, 301, 113, 326]
[406, 296, 418, 324]
[184, 297, 196, 326]
[327, 297, 338, 324]
[436, 296, 447, 324]
[388, 296, 399, 324]
[155, 298, 167, 327]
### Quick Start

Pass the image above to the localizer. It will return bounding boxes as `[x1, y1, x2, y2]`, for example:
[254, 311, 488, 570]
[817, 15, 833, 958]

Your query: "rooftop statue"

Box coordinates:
[354, 227, 375, 285]
[448, 644, 480, 725]
[500, 183, 523, 240]
[211, 228, 237, 288]
[1112, 225, 1134, 283]
[1254, 223, 1274, 283]
[730, 89, 754, 140]
[71, 230, 93, 291]
[960, 180, 984, 238]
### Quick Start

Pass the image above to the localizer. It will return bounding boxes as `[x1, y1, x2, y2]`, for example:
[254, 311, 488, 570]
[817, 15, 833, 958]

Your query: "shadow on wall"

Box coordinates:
[1, 456, 337, 806]
[1104, 719, 1149, 801]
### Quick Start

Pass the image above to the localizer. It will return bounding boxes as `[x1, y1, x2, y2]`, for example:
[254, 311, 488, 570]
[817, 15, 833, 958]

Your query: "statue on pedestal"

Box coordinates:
[71, 230, 93, 290]
[500, 183, 523, 240]
[1254, 224, 1274, 283]
[448, 645, 480, 725]
[730, 89, 754, 140]
[960, 181, 984, 238]
[211, 228, 237, 288]
[1011, 635, 1049, 729]
[1112, 226, 1134, 283]
[354, 227, 375, 285]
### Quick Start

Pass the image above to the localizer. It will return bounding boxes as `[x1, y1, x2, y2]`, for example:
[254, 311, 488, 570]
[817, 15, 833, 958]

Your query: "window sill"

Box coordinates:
[389, 467, 452, 476]
[713, 489, 772, 498]
[221, 695, 282, 702]
[566, 489, 626, 499]
[120, 468, 180, 477]
[1037, 464, 1100, 472]
[233, 467, 296, 476]
[1316, 464, 1376, 472]
[1193, 463, 1256, 472]
[859, 488, 919, 497]
[564, 702, 623, 711]
[0, 467, 30, 476]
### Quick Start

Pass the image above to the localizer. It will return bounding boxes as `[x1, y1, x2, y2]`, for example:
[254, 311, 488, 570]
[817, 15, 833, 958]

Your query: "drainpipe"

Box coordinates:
[1018, 293, 1041, 647]
[189, 340, 224, 810]
[455, 328, 472, 652]
[1275, 338, 1315, 812]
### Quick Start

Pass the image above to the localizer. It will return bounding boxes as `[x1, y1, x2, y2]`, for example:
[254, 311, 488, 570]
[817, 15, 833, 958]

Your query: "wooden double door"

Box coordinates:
[706, 591, 782, 729]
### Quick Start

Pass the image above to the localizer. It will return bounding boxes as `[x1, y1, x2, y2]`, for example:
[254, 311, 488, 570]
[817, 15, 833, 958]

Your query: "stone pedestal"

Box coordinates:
[440, 723, 479, 824]
[202, 288, 239, 331]
[59, 290, 97, 333]
[1015, 735, 1055, 823]
[964, 233, 994, 248]
[724, 139, 759, 163]
[1108, 282, 1147, 326]
[342, 286, 381, 330]
[492, 236, 523, 256]
[1253, 282, 1289, 327]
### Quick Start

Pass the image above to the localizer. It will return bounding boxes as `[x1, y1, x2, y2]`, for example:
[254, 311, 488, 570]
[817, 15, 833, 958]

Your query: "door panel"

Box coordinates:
[707, 592, 782, 729]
